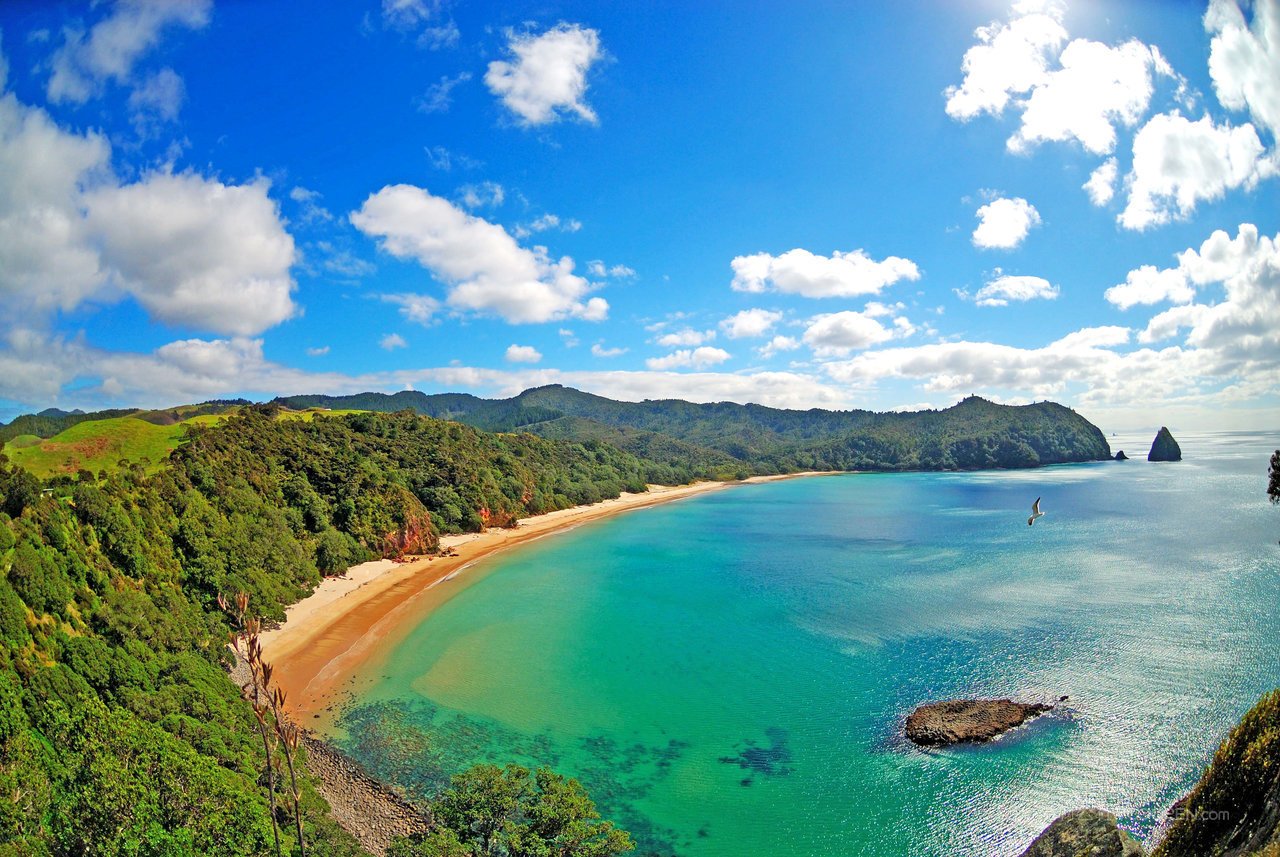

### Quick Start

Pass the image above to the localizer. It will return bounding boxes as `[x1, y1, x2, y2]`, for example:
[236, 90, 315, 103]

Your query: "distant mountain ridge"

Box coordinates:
[272, 385, 1113, 473]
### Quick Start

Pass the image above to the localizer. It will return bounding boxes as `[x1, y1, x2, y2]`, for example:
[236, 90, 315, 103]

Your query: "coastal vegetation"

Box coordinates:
[386, 764, 633, 857]
[275, 385, 1115, 473]
[0, 405, 663, 855]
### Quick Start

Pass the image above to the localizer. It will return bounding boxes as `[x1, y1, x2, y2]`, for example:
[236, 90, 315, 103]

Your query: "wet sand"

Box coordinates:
[263, 473, 836, 722]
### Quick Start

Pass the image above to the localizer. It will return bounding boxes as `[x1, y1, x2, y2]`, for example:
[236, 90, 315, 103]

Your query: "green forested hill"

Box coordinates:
[274, 385, 1113, 471]
[0, 407, 671, 855]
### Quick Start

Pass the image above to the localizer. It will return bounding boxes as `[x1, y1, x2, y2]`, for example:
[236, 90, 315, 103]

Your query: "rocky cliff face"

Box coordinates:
[1148, 427, 1183, 461]
[1018, 809, 1145, 857]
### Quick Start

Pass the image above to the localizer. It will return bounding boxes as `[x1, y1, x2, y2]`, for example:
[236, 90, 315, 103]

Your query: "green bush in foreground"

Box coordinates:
[388, 764, 633, 857]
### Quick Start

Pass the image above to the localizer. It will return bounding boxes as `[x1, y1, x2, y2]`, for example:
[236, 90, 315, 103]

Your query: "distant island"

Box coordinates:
[1148, 427, 1183, 462]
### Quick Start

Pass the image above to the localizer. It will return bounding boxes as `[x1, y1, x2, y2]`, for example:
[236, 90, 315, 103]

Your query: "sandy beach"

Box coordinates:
[263, 473, 835, 722]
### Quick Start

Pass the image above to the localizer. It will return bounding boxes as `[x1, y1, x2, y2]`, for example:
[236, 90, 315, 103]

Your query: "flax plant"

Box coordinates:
[220, 591, 307, 857]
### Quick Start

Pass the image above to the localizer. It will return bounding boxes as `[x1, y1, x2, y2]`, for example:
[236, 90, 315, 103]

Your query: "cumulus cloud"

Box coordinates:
[381, 293, 440, 324]
[0, 89, 111, 314]
[946, 2, 1175, 155]
[945, 4, 1066, 121]
[1009, 37, 1176, 154]
[1119, 112, 1275, 230]
[1206, 0, 1280, 138]
[1105, 264, 1195, 309]
[485, 24, 602, 126]
[730, 248, 920, 298]
[719, 308, 782, 339]
[646, 346, 731, 370]
[1084, 158, 1118, 206]
[305, 345, 330, 357]
[47, 0, 210, 108]
[380, 333, 408, 350]
[972, 196, 1041, 248]
[591, 342, 627, 358]
[818, 223, 1280, 423]
[351, 184, 608, 323]
[802, 310, 905, 357]
[505, 343, 542, 363]
[964, 274, 1059, 307]
[656, 328, 714, 348]
[0, 87, 297, 337]
[85, 172, 297, 335]
[758, 335, 800, 359]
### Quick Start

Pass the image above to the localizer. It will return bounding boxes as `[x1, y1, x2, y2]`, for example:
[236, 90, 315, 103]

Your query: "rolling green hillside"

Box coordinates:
[1, 407, 367, 480]
[274, 385, 1113, 472]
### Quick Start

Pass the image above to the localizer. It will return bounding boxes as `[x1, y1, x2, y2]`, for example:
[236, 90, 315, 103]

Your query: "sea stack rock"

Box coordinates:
[1115, 450, 1128, 460]
[1018, 809, 1145, 857]
[1148, 427, 1182, 461]
[904, 698, 1053, 747]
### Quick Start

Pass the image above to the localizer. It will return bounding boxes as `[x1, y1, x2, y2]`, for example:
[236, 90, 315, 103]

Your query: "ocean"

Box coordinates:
[331, 431, 1280, 856]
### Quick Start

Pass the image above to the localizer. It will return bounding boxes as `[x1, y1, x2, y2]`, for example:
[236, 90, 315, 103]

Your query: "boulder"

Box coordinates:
[1148, 427, 1182, 461]
[905, 698, 1053, 747]
[1019, 809, 1145, 856]
[1115, 450, 1128, 460]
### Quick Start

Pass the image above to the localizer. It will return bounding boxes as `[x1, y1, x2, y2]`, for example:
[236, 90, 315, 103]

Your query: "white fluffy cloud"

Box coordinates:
[1206, 0, 1280, 138]
[1120, 112, 1275, 230]
[1084, 158, 1118, 206]
[85, 172, 297, 335]
[485, 24, 602, 126]
[758, 335, 800, 359]
[972, 196, 1041, 249]
[505, 343, 542, 363]
[730, 248, 920, 298]
[380, 333, 408, 350]
[817, 223, 1280, 423]
[0, 86, 297, 336]
[946, 2, 1174, 155]
[47, 0, 210, 107]
[590, 342, 627, 358]
[1105, 264, 1196, 309]
[719, 308, 782, 339]
[656, 328, 714, 347]
[1009, 37, 1175, 154]
[0, 90, 110, 313]
[802, 311, 895, 356]
[351, 184, 607, 324]
[945, 5, 1066, 121]
[969, 274, 1059, 307]
[645, 346, 731, 370]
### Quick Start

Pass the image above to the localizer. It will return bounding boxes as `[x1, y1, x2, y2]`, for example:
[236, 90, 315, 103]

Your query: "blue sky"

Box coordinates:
[0, 0, 1276, 431]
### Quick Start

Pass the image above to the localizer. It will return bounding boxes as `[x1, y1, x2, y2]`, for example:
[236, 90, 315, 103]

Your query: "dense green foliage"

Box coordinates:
[387, 764, 632, 857]
[0, 407, 658, 855]
[275, 385, 1113, 473]
[1154, 689, 1280, 857]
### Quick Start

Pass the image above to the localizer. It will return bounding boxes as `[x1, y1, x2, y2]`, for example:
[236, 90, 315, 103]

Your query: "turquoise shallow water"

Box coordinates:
[333, 431, 1280, 856]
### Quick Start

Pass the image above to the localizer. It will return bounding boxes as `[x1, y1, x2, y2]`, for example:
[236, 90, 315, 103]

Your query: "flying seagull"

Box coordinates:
[1028, 497, 1044, 527]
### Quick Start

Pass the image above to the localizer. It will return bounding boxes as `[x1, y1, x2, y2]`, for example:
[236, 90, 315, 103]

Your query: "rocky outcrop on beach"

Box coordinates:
[1018, 809, 1145, 857]
[1115, 450, 1128, 460]
[905, 698, 1054, 746]
[301, 734, 431, 856]
[1148, 427, 1182, 462]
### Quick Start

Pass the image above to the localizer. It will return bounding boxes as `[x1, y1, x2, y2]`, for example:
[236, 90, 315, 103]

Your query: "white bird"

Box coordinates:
[1028, 497, 1044, 526]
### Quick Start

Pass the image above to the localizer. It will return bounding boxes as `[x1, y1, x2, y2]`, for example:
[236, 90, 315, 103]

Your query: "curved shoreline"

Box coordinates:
[263, 473, 838, 722]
